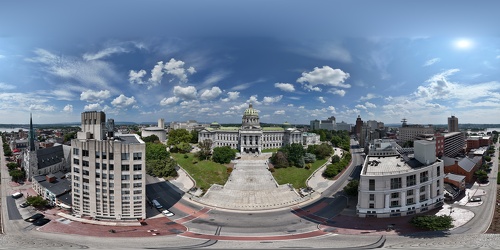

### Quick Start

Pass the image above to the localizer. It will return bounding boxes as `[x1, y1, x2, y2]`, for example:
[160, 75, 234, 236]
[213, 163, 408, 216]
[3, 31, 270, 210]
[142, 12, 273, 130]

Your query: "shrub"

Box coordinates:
[343, 180, 359, 196]
[410, 215, 453, 231]
[26, 195, 48, 208]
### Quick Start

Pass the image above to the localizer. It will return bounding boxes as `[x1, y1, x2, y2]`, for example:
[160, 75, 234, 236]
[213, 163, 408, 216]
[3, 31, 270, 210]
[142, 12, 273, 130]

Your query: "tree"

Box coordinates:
[142, 134, 160, 143]
[9, 169, 25, 182]
[196, 139, 213, 160]
[7, 162, 18, 171]
[26, 195, 49, 208]
[331, 155, 341, 164]
[410, 215, 453, 231]
[484, 155, 491, 162]
[281, 143, 305, 167]
[343, 180, 359, 196]
[190, 130, 199, 144]
[146, 158, 178, 178]
[146, 142, 169, 161]
[304, 153, 316, 163]
[475, 169, 488, 183]
[167, 129, 192, 147]
[172, 142, 192, 153]
[270, 151, 289, 168]
[63, 132, 76, 143]
[212, 146, 236, 164]
[315, 143, 333, 160]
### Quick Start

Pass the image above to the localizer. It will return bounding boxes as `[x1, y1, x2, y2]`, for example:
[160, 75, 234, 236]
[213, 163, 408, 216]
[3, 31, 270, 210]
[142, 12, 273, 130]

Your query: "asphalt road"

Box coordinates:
[6, 196, 22, 220]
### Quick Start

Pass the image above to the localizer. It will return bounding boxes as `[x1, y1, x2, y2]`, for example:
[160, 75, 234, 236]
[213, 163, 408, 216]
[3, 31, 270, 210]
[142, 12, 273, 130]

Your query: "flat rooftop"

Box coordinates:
[364, 154, 425, 176]
[115, 134, 143, 144]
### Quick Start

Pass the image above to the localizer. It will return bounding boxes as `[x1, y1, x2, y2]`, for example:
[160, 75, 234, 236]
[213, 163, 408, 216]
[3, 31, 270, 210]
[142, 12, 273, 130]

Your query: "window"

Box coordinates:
[406, 198, 415, 205]
[420, 186, 425, 193]
[121, 165, 130, 171]
[82, 170, 89, 176]
[369, 203, 375, 208]
[369, 194, 375, 201]
[420, 171, 429, 183]
[437, 166, 441, 177]
[420, 194, 426, 202]
[122, 183, 130, 188]
[121, 175, 130, 180]
[406, 174, 416, 187]
[436, 180, 440, 187]
[391, 192, 399, 199]
[369, 179, 375, 191]
[82, 150, 89, 157]
[133, 174, 142, 180]
[96, 172, 100, 178]
[133, 152, 142, 160]
[102, 163, 107, 170]
[109, 153, 114, 160]
[109, 174, 114, 180]
[390, 178, 402, 189]
[390, 200, 400, 208]
[102, 153, 107, 160]
[109, 164, 114, 171]
[95, 151, 100, 158]
[133, 164, 142, 171]
[82, 160, 89, 167]
[121, 153, 130, 160]
[73, 158, 80, 165]
[407, 189, 414, 196]
[73, 167, 80, 173]
[96, 163, 100, 169]
[73, 148, 79, 155]
[133, 183, 142, 188]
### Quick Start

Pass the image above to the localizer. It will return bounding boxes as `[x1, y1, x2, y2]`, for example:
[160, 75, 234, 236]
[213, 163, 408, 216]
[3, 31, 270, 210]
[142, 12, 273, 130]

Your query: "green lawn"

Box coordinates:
[261, 148, 279, 153]
[272, 159, 328, 189]
[172, 153, 229, 191]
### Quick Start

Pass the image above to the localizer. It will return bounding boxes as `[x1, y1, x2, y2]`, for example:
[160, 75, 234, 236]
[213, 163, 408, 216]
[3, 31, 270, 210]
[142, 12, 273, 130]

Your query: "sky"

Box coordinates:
[1, 0, 500, 125]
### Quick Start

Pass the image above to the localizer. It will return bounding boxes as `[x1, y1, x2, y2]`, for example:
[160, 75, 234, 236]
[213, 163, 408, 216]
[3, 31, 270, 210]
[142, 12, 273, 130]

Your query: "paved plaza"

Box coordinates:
[195, 156, 309, 210]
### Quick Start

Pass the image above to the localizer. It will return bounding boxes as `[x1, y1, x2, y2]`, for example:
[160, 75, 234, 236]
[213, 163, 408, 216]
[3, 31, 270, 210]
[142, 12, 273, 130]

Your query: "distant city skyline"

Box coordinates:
[1, 1, 500, 125]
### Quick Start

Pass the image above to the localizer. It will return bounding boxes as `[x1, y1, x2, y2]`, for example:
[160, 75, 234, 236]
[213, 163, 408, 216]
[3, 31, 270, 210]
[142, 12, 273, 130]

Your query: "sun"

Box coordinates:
[454, 39, 472, 49]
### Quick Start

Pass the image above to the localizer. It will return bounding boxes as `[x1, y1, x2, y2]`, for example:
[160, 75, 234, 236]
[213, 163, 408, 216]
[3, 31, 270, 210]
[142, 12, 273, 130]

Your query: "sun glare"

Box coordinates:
[455, 39, 472, 49]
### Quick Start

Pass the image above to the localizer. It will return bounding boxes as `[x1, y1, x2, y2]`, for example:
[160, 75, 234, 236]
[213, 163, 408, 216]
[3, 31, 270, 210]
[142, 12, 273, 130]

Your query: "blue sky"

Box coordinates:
[1, 0, 500, 125]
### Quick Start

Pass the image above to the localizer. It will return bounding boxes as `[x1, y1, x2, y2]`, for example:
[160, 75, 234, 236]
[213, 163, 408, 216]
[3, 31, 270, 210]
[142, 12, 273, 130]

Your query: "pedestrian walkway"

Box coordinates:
[193, 159, 308, 210]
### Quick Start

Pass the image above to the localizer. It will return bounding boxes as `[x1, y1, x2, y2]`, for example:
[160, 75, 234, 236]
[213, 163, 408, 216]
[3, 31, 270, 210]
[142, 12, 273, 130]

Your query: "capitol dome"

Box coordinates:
[244, 103, 259, 117]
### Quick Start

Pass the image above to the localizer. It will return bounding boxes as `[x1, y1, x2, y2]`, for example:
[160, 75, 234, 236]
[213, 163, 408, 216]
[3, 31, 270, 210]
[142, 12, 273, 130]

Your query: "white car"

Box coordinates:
[162, 209, 174, 217]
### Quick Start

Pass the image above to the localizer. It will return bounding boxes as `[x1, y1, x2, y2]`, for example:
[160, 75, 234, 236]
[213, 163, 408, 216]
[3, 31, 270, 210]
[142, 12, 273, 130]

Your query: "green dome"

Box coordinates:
[244, 103, 259, 116]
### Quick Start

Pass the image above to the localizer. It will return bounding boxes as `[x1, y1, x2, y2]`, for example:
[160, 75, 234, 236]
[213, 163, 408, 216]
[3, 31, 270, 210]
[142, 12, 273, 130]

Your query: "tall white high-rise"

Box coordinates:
[72, 111, 146, 220]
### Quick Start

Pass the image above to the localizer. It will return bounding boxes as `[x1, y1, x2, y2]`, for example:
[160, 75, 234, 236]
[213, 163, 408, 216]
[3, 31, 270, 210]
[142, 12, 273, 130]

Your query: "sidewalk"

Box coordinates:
[306, 147, 343, 194]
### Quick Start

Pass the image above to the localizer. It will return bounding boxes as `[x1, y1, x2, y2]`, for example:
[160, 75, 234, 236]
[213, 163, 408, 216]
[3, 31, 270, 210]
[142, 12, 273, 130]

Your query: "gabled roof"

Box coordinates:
[36, 145, 64, 169]
[445, 173, 465, 182]
[458, 156, 481, 172]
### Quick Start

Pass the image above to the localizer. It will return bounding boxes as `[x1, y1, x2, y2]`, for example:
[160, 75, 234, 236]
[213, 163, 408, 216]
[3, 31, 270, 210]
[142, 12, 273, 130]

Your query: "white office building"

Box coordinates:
[71, 111, 146, 220]
[357, 139, 444, 218]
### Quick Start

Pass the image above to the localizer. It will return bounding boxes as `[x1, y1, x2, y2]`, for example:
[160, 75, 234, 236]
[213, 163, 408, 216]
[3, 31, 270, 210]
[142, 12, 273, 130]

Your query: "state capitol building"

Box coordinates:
[198, 104, 319, 154]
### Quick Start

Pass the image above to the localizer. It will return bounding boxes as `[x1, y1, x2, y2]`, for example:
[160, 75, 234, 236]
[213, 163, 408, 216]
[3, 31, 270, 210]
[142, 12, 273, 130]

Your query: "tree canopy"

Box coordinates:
[146, 142, 169, 161]
[212, 146, 236, 164]
[167, 129, 192, 147]
[27, 195, 48, 208]
[410, 215, 453, 231]
[142, 134, 160, 143]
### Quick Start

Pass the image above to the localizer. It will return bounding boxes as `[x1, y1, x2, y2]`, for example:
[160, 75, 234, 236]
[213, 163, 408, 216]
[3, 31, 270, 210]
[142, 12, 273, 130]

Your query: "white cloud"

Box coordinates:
[80, 90, 111, 103]
[129, 58, 195, 89]
[27, 48, 119, 92]
[299, 106, 305, 109]
[83, 46, 128, 61]
[415, 69, 459, 100]
[29, 104, 55, 112]
[179, 100, 200, 107]
[274, 83, 295, 92]
[327, 106, 337, 113]
[318, 97, 326, 103]
[173, 85, 197, 100]
[111, 94, 137, 108]
[297, 66, 351, 91]
[360, 93, 378, 101]
[355, 104, 367, 110]
[287, 104, 294, 107]
[221, 91, 240, 102]
[365, 102, 377, 108]
[231, 83, 253, 91]
[200, 87, 222, 100]
[223, 110, 237, 115]
[202, 71, 229, 87]
[164, 58, 196, 83]
[328, 89, 346, 97]
[160, 96, 179, 106]
[84, 103, 101, 111]
[0, 82, 16, 90]
[50, 89, 75, 101]
[229, 103, 248, 111]
[274, 110, 285, 115]
[247, 95, 261, 105]
[262, 95, 283, 104]
[129, 69, 147, 85]
[63, 104, 73, 113]
[423, 57, 441, 67]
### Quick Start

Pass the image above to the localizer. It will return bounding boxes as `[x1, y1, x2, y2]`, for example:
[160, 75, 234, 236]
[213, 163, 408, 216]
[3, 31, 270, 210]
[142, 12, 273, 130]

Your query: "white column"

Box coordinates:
[385, 194, 390, 209]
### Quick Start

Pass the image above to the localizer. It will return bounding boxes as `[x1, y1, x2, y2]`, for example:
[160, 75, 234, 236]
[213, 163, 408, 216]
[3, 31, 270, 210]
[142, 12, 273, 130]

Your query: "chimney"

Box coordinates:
[46, 174, 56, 183]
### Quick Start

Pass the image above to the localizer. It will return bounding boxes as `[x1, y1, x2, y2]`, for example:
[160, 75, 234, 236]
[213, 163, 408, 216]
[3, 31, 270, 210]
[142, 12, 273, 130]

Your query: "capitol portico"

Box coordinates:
[198, 104, 315, 154]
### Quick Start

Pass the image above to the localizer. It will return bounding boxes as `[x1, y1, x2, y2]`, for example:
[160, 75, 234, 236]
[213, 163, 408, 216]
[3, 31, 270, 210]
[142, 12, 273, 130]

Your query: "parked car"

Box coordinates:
[162, 209, 174, 217]
[33, 218, 50, 226]
[25, 213, 44, 222]
[469, 197, 482, 202]
[19, 202, 29, 208]
[11, 192, 23, 199]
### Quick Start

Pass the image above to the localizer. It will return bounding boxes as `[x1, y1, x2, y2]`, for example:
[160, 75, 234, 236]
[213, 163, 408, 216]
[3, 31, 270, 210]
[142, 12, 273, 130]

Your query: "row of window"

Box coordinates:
[73, 149, 143, 161]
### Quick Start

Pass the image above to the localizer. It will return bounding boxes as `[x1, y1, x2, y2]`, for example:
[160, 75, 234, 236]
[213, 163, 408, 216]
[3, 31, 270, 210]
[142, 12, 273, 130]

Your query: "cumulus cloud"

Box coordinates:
[355, 104, 367, 110]
[415, 69, 459, 100]
[51, 89, 75, 101]
[287, 104, 294, 107]
[80, 90, 111, 103]
[360, 93, 378, 101]
[274, 110, 285, 115]
[221, 91, 240, 102]
[274, 82, 295, 92]
[318, 97, 326, 103]
[63, 104, 73, 113]
[200, 87, 222, 100]
[160, 96, 179, 106]
[0, 82, 16, 90]
[423, 57, 441, 67]
[111, 94, 137, 108]
[327, 106, 337, 113]
[84, 103, 101, 111]
[129, 58, 195, 89]
[297, 66, 350, 91]
[262, 95, 283, 104]
[229, 103, 248, 111]
[173, 85, 197, 100]
[328, 89, 346, 97]
[29, 104, 55, 112]
[365, 102, 377, 108]
[247, 95, 261, 105]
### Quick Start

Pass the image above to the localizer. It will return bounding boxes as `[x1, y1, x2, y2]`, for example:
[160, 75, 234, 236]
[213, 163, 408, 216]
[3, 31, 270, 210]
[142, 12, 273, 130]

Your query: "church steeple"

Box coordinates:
[29, 113, 36, 151]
